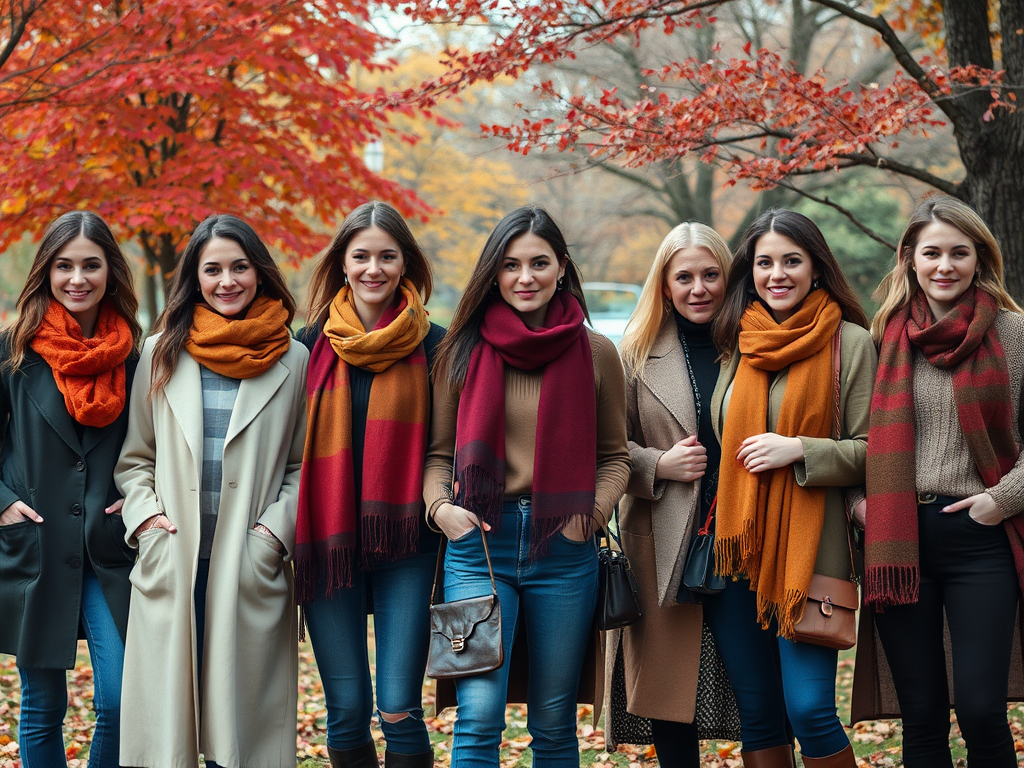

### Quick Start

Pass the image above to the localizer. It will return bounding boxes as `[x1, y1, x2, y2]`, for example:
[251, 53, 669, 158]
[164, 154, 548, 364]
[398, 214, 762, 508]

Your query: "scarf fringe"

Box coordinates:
[755, 587, 808, 640]
[714, 519, 758, 579]
[530, 510, 593, 560]
[864, 564, 921, 609]
[456, 465, 505, 530]
[294, 545, 354, 607]
[359, 514, 420, 570]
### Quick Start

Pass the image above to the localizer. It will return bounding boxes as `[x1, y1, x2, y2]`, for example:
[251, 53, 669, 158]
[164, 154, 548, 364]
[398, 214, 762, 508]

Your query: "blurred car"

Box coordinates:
[582, 282, 643, 347]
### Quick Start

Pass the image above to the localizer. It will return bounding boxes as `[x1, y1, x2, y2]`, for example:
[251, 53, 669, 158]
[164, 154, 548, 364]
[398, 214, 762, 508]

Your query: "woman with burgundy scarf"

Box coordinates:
[0, 211, 141, 768]
[851, 197, 1024, 768]
[116, 215, 308, 768]
[424, 205, 630, 767]
[709, 209, 875, 768]
[294, 201, 444, 768]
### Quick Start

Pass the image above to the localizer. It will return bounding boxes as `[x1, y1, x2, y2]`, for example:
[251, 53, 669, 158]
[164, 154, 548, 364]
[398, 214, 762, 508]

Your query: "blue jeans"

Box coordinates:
[305, 550, 436, 754]
[444, 497, 598, 768]
[702, 577, 849, 757]
[18, 567, 124, 768]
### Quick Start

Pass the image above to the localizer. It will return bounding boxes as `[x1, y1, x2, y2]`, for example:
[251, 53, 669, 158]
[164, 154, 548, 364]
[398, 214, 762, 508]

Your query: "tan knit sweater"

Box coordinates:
[914, 309, 1024, 516]
[423, 328, 631, 529]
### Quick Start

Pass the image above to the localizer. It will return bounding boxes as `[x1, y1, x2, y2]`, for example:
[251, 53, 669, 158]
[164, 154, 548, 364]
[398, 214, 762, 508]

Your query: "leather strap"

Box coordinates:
[430, 523, 498, 606]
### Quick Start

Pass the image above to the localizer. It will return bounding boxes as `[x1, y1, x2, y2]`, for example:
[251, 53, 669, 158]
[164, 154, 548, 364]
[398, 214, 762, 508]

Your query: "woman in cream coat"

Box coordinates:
[116, 215, 308, 768]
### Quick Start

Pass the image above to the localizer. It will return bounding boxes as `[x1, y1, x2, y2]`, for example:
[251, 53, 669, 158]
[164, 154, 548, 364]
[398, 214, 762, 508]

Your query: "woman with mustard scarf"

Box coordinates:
[708, 209, 876, 768]
[116, 215, 308, 768]
[295, 201, 444, 768]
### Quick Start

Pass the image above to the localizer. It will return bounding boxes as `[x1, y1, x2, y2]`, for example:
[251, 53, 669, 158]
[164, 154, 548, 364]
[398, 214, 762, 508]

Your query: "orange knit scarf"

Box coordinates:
[30, 300, 133, 428]
[185, 296, 291, 379]
[715, 289, 841, 638]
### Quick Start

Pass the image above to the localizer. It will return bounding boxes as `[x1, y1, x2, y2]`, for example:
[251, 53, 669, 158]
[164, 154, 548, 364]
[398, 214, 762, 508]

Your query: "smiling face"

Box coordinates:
[49, 235, 110, 336]
[663, 246, 725, 324]
[752, 230, 818, 323]
[343, 226, 405, 330]
[912, 219, 979, 321]
[497, 232, 566, 327]
[197, 237, 260, 318]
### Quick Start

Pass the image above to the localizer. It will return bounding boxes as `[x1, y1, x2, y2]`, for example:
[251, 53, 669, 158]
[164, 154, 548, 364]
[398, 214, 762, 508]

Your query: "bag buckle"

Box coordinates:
[819, 596, 834, 618]
[451, 636, 465, 653]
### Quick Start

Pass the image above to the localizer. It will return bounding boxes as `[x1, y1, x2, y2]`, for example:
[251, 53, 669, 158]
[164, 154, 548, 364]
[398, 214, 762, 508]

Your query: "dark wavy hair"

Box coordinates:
[713, 208, 868, 358]
[150, 214, 296, 394]
[433, 205, 589, 391]
[5, 211, 142, 372]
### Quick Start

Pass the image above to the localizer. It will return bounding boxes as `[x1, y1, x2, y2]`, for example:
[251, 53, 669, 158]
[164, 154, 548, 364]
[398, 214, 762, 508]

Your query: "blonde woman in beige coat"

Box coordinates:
[607, 223, 738, 766]
[115, 216, 308, 768]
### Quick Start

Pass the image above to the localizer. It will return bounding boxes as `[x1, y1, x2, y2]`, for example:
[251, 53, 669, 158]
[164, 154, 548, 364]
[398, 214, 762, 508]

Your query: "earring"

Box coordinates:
[106, 284, 118, 296]
[489, 281, 498, 296]
[557, 276, 564, 290]
[342, 274, 348, 286]
[256, 283, 265, 296]
[812, 278, 820, 290]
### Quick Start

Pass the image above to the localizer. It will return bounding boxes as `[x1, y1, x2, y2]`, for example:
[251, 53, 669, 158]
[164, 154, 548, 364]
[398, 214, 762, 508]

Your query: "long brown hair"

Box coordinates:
[713, 208, 868, 359]
[433, 205, 589, 391]
[305, 201, 433, 328]
[4, 211, 142, 373]
[150, 215, 296, 394]
[871, 195, 1023, 342]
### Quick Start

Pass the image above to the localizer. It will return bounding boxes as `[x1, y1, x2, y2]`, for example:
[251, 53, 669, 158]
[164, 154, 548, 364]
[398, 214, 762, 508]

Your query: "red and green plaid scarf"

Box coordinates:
[455, 292, 596, 559]
[865, 286, 1022, 607]
[294, 282, 430, 603]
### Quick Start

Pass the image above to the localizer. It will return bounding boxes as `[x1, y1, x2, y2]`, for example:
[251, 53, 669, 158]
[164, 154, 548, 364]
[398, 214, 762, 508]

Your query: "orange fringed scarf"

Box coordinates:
[185, 296, 291, 379]
[715, 289, 842, 638]
[30, 299, 134, 428]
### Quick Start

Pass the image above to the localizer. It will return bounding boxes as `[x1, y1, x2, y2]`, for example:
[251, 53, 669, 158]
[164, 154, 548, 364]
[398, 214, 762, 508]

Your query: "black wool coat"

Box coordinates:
[0, 342, 138, 669]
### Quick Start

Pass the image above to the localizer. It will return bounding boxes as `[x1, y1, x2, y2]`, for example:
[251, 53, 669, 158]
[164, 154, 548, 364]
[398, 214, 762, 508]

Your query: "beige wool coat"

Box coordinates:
[604, 319, 736, 745]
[115, 336, 309, 768]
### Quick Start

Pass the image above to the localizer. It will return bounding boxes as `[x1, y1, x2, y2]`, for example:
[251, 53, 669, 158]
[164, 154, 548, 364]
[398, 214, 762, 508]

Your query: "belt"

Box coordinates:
[916, 493, 959, 507]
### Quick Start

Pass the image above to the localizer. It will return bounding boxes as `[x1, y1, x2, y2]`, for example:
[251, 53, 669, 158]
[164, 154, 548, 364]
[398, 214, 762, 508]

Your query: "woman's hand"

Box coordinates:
[105, 499, 124, 516]
[253, 523, 285, 554]
[943, 493, 1002, 526]
[560, 517, 592, 542]
[0, 500, 43, 525]
[433, 502, 491, 542]
[737, 433, 804, 473]
[133, 514, 177, 539]
[851, 498, 866, 529]
[654, 435, 707, 483]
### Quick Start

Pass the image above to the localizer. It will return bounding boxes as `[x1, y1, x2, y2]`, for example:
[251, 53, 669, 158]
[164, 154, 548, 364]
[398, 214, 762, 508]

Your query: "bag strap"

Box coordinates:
[430, 523, 498, 607]
[831, 322, 858, 581]
[696, 496, 718, 536]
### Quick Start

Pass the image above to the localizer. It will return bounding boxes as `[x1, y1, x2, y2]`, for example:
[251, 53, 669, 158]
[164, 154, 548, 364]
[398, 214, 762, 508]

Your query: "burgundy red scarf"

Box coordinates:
[294, 282, 430, 603]
[455, 292, 596, 559]
[865, 286, 1024, 607]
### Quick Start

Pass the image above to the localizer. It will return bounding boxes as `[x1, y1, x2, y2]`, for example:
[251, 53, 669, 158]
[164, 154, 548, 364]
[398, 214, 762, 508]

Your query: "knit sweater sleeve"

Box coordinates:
[795, 323, 877, 488]
[590, 331, 631, 528]
[423, 376, 459, 529]
[988, 312, 1024, 518]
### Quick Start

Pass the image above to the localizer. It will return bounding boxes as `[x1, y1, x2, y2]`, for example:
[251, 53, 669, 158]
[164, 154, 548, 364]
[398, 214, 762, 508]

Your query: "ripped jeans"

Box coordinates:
[304, 550, 436, 754]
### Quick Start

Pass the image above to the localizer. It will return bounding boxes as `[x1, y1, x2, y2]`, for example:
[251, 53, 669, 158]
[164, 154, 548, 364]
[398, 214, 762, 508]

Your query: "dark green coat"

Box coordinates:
[0, 342, 137, 669]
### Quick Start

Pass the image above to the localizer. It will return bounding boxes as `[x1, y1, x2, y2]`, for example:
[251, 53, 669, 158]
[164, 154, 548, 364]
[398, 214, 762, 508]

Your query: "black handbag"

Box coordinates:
[682, 496, 726, 594]
[426, 526, 504, 679]
[596, 517, 642, 630]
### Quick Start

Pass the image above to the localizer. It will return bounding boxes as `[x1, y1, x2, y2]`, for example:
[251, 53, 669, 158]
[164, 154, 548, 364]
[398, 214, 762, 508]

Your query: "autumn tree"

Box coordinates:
[1, 0, 427, 319]
[397, 0, 1024, 296]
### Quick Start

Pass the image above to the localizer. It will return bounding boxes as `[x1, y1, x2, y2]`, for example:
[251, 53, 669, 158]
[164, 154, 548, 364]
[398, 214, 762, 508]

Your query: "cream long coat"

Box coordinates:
[605, 319, 737, 745]
[115, 335, 308, 768]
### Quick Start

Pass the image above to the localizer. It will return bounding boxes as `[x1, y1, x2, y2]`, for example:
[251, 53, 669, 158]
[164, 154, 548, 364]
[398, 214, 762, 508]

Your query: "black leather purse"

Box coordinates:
[682, 496, 726, 594]
[426, 526, 504, 679]
[596, 517, 642, 630]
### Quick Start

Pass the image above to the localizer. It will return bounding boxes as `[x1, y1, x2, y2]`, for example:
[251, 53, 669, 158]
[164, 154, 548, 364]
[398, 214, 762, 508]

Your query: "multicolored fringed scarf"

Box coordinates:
[30, 299, 133, 427]
[715, 289, 842, 638]
[455, 292, 596, 559]
[294, 279, 430, 604]
[865, 286, 1021, 607]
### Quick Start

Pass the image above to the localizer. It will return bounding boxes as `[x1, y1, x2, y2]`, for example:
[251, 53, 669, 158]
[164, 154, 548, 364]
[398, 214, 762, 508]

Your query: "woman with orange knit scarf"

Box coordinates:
[0, 211, 142, 768]
[707, 209, 876, 768]
[115, 215, 308, 768]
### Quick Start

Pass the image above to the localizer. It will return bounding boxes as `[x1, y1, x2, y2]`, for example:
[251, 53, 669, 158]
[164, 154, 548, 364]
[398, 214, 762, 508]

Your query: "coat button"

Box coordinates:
[71, 504, 82, 516]
[67, 556, 81, 568]
[228, 481, 237, 489]
[76, 461, 85, 472]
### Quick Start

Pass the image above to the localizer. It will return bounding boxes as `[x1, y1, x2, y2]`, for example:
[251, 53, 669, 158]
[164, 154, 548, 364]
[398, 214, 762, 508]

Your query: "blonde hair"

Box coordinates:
[619, 222, 732, 379]
[871, 195, 1023, 343]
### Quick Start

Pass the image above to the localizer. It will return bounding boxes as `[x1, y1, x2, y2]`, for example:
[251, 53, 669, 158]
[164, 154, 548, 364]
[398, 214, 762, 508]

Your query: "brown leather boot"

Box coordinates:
[800, 744, 856, 767]
[329, 741, 380, 768]
[741, 744, 796, 767]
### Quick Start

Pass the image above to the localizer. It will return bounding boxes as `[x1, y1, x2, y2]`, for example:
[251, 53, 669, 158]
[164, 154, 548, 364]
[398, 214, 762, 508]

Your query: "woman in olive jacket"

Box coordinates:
[0, 211, 142, 768]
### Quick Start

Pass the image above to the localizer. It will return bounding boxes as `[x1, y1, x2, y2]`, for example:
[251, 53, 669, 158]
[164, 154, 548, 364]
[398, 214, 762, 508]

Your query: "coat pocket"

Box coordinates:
[129, 527, 172, 599]
[0, 520, 40, 583]
[245, 529, 287, 601]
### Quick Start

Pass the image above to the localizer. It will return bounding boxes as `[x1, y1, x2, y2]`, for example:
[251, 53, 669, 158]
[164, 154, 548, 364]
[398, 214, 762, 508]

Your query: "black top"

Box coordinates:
[296, 321, 446, 558]
[674, 312, 721, 516]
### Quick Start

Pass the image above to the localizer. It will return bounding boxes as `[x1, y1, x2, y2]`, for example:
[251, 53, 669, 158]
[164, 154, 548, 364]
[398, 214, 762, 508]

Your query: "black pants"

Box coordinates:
[649, 719, 699, 768]
[873, 502, 1018, 768]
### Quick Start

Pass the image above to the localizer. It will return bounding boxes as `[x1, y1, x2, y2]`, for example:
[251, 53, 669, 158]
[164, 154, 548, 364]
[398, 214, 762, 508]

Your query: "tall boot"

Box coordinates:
[384, 749, 435, 768]
[800, 744, 856, 767]
[329, 741, 380, 768]
[741, 744, 796, 767]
